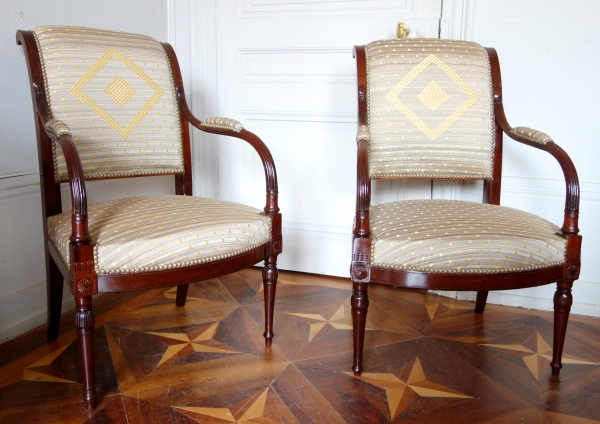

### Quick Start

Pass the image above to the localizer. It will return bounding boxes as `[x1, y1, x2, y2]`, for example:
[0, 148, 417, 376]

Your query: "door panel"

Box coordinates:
[215, 0, 442, 275]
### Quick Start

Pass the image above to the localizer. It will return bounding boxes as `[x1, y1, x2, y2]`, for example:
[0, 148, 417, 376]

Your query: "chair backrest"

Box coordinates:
[364, 38, 495, 180]
[32, 26, 185, 182]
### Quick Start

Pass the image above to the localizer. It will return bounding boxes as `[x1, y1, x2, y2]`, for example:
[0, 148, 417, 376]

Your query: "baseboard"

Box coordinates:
[433, 278, 600, 318]
[0, 290, 75, 345]
[278, 222, 350, 277]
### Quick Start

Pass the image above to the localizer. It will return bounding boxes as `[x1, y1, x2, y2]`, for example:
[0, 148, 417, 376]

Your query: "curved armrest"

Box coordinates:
[161, 44, 279, 215]
[185, 108, 279, 215]
[495, 100, 580, 234]
[354, 125, 371, 237]
[43, 117, 91, 244]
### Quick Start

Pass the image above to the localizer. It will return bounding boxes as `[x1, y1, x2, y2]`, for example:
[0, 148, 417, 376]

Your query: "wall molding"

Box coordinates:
[240, 109, 356, 124]
[238, 0, 415, 19]
[239, 47, 354, 83]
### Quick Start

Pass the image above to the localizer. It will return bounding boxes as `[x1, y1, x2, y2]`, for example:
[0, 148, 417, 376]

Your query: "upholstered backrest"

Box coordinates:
[366, 38, 494, 179]
[33, 26, 184, 182]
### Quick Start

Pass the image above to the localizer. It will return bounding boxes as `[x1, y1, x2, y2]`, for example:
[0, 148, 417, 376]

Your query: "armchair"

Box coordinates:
[350, 39, 581, 376]
[17, 26, 282, 410]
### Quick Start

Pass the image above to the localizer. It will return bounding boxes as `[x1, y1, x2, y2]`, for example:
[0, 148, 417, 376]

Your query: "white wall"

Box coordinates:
[0, 0, 173, 343]
[2, 0, 599, 344]
[437, 0, 600, 316]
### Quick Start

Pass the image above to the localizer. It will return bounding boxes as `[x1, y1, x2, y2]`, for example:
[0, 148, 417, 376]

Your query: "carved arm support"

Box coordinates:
[354, 126, 371, 237]
[162, 43, 279, 217]
[486, 47, 579, 235]
[182, 108, 280, 216]
[39, 111, 90, 244]
[495, 101, 580, 234]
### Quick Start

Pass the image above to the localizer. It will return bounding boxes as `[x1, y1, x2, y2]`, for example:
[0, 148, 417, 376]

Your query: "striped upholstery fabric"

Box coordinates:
[33, 26, 184, 182]
[47, 196, 271, 274]
[370, 199, 566, 274]
[366, 39, 494, 179]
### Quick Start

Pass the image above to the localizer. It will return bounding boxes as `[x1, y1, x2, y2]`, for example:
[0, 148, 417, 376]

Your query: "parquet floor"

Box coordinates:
[2, 269, 600, 423]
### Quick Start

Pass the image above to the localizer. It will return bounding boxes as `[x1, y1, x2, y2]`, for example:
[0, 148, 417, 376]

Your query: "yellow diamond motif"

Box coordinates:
[69, 47, 164, 139]
[386, 54, 479, 141]
[417, 81, 449, 112]
[104, 76, 136, 107]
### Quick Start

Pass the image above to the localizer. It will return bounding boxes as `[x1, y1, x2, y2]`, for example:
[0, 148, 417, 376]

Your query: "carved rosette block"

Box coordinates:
[563, 235, 582, 280]
[77, 278, 95, 295]
[70, 243, 98, 296]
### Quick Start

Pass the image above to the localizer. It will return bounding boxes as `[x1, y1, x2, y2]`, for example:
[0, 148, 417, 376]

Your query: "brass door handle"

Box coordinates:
[396, 22, 410, 39]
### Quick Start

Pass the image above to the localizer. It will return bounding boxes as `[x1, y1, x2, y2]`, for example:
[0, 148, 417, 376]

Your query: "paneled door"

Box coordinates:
[212, 0, 443, 276]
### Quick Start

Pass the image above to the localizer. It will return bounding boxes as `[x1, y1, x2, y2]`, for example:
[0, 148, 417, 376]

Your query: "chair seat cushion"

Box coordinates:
[47, 196, 271, 274]
[370, 199, 566, 274]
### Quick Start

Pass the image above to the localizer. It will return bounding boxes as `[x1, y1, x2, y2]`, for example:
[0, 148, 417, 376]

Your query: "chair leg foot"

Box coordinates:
[351, 282, 369, 376]
[175, 284, 189, 307]
[550, 280, 573, 375]
[46, 254, 64, 341]
[75, 296, 96, 410]
[475, 290, 489, 314]
[262, 255, 278, 346]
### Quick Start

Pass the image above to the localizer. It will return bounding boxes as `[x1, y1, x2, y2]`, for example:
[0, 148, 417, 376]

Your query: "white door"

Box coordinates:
[204, 1, 444, 276]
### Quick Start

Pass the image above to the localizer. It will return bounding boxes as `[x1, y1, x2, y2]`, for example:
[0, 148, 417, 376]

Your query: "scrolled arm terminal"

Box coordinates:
[356, 125, 370, 143]
[202, 117, 244, 133]
[510, 127, 553, 145]
[45, 119, 71, 139]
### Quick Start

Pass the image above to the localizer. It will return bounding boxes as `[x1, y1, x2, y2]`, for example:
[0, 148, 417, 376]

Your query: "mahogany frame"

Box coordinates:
[16, 30, 282, 410]
[350, 45, 582, 376]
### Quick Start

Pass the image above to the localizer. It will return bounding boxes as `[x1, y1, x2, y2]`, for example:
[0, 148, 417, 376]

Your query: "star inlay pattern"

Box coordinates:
[146, 322, 240, 367]
[175, 388, 270, 423]
[3, 269, 600, 423]
[480, 331, 600, 381]
[283, 300, 373, 341]
[344, 357, 471, 419]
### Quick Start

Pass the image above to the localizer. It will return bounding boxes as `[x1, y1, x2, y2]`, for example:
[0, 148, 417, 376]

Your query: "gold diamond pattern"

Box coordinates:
[104, 76, 136, 107]
[386, 54, 479, 141]
[69, 47, 164, 139]
[417, 81, 449, 112]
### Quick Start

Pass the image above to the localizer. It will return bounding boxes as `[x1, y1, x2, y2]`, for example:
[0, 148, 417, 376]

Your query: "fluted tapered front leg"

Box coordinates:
[75, 296, 96, 410]
[262, 255, 278, 346]
[551, 280, 573, 374]
[352, 282, 369, 376]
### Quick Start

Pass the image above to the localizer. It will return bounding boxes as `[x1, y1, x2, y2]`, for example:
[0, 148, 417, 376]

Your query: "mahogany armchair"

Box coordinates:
[17, 26, 282, 410]
[350, 39, 581, 376]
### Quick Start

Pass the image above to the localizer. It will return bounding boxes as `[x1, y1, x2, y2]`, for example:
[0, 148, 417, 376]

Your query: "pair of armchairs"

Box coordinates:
[17, 27, 580, 410]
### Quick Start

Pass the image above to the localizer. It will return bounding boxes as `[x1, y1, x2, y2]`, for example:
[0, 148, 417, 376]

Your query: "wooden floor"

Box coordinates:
[2, 269, 600, 423]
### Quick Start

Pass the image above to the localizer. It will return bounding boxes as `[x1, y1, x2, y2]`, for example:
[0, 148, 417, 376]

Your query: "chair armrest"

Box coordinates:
[509, 127, 553, 146]
[163, 38, 279, 215]
[190, 111, 279, 215]
[43, 117, 91, 244]
[495, 102, 580, 234]
[354, 125, 371, 237]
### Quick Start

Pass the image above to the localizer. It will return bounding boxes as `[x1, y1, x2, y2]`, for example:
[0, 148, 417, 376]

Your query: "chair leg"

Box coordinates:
[351, 282, 369, 376]
[46, 254, 64, 341]
[475, 290, 489, 314]
[262, 255, 278, 346]
[551, 280, 573, 375]
[175, 284, 189, 307]
[75, 296, 96, 410]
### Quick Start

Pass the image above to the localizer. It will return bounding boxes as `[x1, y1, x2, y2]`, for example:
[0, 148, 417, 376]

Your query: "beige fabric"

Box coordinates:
[47, 196, 271, 274]
[45, 119, 71, 138]
[370, 199, 565, 273]
[357, 125, 370, 142]
[202, 117, 244, 133]
[366, 39, 494, 179]
[33, 26, 184, 182]
[510, 127, 553, 145]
